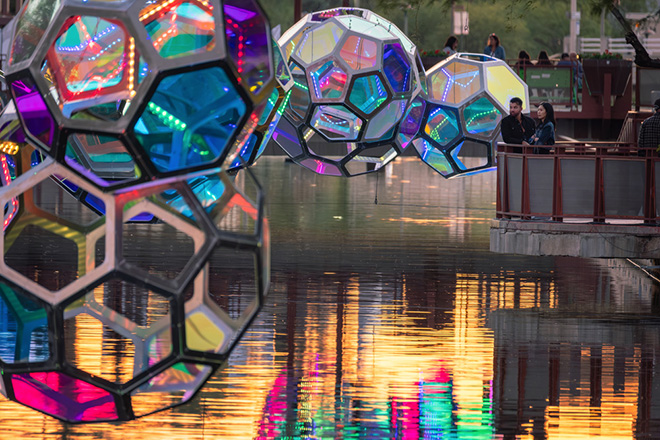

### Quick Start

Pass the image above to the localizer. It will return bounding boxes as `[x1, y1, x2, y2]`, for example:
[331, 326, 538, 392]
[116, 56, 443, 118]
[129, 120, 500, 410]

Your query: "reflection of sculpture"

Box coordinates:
[0, 0, 272, 422]
[412, 53, 529, 178]
[274, 7, 426, 177]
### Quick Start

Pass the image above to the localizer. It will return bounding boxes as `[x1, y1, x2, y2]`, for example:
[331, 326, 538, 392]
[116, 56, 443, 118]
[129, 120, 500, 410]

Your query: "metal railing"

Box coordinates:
[579, 37, 660, 57]
[496, 142, 660, 224]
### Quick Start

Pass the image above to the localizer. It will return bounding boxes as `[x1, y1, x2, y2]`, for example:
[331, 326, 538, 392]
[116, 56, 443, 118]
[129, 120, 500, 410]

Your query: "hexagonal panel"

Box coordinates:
[9, 0, 61, 66]
[134, 67, 246, 173]
[344, 144, 397, 175]
[382, 43, 411, 94]
[449, 140, 491, 172]
[310, 60, 347, 100]
[131, 362, 212, 417]
[299, 157, 342, 176]
[429, 61, 481, 104]
[11, 77, 56, 149]
[273, 39, 292, 87]
[424, 105, 460, 148]
[0, 281, 49, 364]
[364, 99, 406, 141]
[311, 105, 363, 141]
[63, 281, 172, 384]
[65, 133, 141, 188]
[464, 97, 502, 137]
[339, 35, 378, 70]
[284, 63, 311, 125]
[142, 1, 215, 59]
[49, 16, 129, 101]
[295, 21, 344, 65]
[486, 64, 528, 112]
[413, 138, 454, 177]
[224, 0, 272, 95]
[349, 74, 388, 115]
[11, 371, 118, 422]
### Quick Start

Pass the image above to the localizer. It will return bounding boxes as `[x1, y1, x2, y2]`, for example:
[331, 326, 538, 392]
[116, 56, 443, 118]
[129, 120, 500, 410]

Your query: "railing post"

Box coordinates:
[644, 157, 656, 224]
[521, 152, 530, 219]
[593, 152, 605, 223]
[552, 152, 563, 222]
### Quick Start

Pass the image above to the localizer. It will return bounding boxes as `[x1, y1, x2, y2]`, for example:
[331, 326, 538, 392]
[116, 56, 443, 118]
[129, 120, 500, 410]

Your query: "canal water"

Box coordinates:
[1, 157, 659, 439]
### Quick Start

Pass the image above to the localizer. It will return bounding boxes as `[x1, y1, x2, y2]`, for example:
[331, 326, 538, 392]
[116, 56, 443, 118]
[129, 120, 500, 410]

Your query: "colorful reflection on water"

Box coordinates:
[0, 157, 659, 438]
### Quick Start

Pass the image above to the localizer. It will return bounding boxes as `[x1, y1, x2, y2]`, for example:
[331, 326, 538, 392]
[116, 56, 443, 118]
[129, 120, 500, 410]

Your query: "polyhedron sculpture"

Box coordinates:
[412, 53, 529, 178]
[273, 7, 426, 177]
[6, 0, 278, 189]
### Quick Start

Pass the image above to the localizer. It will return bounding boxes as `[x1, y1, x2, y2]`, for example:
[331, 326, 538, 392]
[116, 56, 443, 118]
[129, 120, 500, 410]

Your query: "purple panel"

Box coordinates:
[12, 371, 118, 422]
[224, 0, 272, 95]
[383, 43, 411, 94]
[398, 97, 426, 149]
[299, 158, 342, 176]
[11, 77, 55, 149]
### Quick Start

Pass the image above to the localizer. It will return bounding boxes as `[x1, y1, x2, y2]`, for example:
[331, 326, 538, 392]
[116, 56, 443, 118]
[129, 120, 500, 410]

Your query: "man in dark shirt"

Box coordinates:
[501, 97, 535, 153]
[638, 98, 660, 156]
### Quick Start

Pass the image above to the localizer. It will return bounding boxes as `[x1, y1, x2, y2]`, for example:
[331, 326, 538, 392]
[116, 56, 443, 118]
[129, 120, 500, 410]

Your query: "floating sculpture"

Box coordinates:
[412, 53, 529, 177]
[273, 7, 426, 177]
[0, 0, 271, 422]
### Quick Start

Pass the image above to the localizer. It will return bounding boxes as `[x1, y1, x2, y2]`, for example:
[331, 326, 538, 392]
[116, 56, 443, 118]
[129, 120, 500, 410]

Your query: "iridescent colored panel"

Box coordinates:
[486, 64, 528, 111]
[11, 77, 55, 149]
[224, 0, 272, 95]
[273, 117, 304, 158]
[415, 53, 428, 95]
[450, 140, 490, 171]
[131, 362, 213, 417]
[429, 61, 481, 104]
[0, 282, 49, 364]
[344, 145, 397, 175]
[12, 372, 118, 422]
[337, 16, 391, 40]
[425, 106, 460, 147]
[349, 75, 388, 115]
[9, 0, 61, 66]
[134, 67, 246, 173]
[259, 89, 280, 126]
[383, 43, 411, 94]
[413, 138, 454, 177]
[285, 63, 311, 125]
[364, 99, 406, 141]
[397, 97, 426, 149]
[142, 1, 215, 59]
[299, 157, 342, 176]
[295, 21, 344, 65]
[65, 134, 140, 187]
[310, 61, 347, 100]
[464, 97, 502, 136]
[311, 105, 363, 141]
[185, 311, 230, 353]
[51, 16, 127, 96]
[339, 35, 378, 70]
[273, 40, 291, 87]
[367, 14, 415, 54]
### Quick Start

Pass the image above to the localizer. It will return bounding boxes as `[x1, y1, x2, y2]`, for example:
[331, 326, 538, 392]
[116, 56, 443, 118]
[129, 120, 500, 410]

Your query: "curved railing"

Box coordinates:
[496, 142, 660, 224]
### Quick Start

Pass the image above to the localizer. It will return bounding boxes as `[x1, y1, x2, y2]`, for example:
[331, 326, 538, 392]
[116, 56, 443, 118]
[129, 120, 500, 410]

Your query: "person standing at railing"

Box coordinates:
[530, 102, 556, 154]
[484, 33, 505, 60]
[638, 98, 660, 157]
[501, 97, 536, 153]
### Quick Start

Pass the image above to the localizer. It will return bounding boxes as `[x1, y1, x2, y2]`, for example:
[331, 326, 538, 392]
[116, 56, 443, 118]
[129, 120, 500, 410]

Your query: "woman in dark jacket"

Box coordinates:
[531, 102, 555, 153]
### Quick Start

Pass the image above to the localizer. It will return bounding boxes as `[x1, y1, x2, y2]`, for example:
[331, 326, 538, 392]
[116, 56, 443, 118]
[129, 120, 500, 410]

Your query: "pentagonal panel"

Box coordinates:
[284, 63, 311, 125]
[309, 60, 347, 100]
[486, 64, 528, 112]
[9, 0, 61, 66]
[0, 281, 49, 364]
[364, 99, 406, 141]
[429, 61, 482, 104]
[311, 105, 363, 141]
[224, 0, 272, 95]
[382, 43, 411, 93]
[448, 139, 491, 172]
[11, 77, 56, 150]
[424, 105, 460, 148]
[339, 35, 378, 70]
[349, 75, 388, 115]
[65, 133, 141, 187]
[344, 144, 397, 175]
[11, 371, 119, 422]
[63, 281, 172, 385]
[299, 157, 342, 176]
[295, 21, 344, 65]
[412, 138, 455, 177]
[134, 67, 246, 173]
[131, 362, 212, 417]
[397, 97, 426, 149]
[142, 1, 215, 59]
[463, 96, 502, 138]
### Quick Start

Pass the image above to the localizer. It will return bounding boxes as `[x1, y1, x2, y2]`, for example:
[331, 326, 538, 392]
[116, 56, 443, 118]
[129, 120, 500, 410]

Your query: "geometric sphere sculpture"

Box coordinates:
[5, 0, 277, 188]
[412, 53, 529, 178]
[0, 144, 270, 422]
[273, 7, 426, 177]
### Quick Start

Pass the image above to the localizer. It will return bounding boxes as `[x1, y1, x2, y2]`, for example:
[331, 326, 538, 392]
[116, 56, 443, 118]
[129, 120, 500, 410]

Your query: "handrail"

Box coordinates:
[496, 142, 659, 224]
